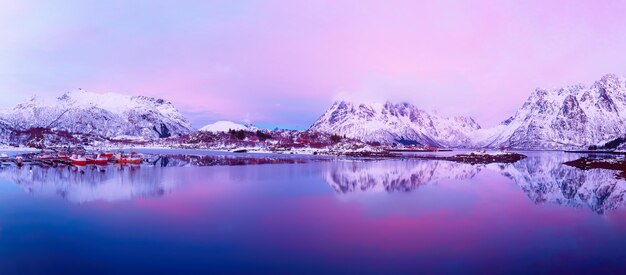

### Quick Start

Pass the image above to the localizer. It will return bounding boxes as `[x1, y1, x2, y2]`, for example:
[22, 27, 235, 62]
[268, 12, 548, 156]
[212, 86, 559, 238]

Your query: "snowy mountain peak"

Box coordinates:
[596, 73, 624, 87]
[310, 99, 481, 147]
[314, 75, 626, 149]
[199, 120, 257, 132]
[2, 89, 193, 139]
[476, 74, 626, 149]
[13, 94, 42, 110]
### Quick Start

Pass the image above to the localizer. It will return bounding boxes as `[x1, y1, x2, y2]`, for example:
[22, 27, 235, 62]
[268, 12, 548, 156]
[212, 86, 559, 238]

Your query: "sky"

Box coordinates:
[1, 0, 626, 129]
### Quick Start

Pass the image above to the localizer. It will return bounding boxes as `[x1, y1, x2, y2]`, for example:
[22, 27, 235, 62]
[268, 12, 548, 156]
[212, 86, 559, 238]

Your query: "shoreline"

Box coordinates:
[564, 150, 626, 155]
[564, 157, 626, 179]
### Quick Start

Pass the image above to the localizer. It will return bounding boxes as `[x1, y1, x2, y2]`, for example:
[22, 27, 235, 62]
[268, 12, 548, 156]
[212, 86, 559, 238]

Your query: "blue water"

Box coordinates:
[1, 151, 626, 273]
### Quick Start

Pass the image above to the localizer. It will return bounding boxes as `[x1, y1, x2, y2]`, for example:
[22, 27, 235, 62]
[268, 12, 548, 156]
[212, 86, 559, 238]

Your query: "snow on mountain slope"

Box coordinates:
[310, 100, 481, 147]
[0, 89, 193, 139]
[198, 120, 257, 132]
[476, 74, 626, 149]
[0, 118, 11, 145]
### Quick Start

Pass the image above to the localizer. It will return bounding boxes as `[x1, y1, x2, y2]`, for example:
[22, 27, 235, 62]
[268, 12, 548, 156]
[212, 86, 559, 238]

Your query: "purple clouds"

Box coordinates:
[1, 0, 626, 128]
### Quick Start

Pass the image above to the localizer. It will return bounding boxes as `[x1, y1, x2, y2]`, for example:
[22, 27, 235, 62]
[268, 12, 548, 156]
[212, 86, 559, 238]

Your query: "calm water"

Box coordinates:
[1, 150, 626, 273]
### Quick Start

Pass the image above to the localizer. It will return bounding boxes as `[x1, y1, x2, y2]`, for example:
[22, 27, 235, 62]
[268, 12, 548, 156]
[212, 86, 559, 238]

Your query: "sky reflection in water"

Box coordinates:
[0, 151, 626, 273]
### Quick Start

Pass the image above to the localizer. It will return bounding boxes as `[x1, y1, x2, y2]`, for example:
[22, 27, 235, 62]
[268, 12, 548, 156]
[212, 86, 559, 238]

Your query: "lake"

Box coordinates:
[1, 150, 626, 273]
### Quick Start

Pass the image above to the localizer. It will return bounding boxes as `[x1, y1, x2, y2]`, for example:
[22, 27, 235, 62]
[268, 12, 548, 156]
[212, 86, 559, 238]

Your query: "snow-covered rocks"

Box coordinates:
[312, 74, 626, 150]
[476, 74, 626, 149]
[0, 118, 12, 144]
[198, 120, 257, 132]
[309, 100, 481, 147]
[0, 89, 193, 139]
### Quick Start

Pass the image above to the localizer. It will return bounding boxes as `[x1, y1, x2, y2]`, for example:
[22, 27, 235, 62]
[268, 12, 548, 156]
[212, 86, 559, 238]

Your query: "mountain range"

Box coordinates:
[311, 74, 626, 149]
[1, 74, 625, 149]
[0, 89, 193, 140]
[477, 74, 626, 148]
[310, 101, 481, 147]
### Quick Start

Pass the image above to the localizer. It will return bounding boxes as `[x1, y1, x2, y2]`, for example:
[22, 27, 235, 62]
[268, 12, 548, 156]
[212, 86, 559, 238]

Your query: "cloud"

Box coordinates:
[1, 0, 626, 128]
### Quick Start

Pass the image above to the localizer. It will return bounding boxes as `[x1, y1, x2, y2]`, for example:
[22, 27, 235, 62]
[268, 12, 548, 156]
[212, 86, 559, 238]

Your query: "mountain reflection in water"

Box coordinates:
[0, 164, 176, 203]
[2, 151, 626, 273]
[500, 152, 626, 214]
[325, 160, 482, 193]
[0, 153, 327, 203]
[325, 152, 626, 214]
[144, 153, 325, 167]
[0, 152, 624, 214]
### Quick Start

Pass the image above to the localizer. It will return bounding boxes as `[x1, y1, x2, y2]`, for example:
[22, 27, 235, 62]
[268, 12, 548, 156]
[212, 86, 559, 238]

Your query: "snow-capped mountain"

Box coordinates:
[0, 89, 193, 139]
[0, 118, 11, 144]
[198, 120, 257, 132]
[312, 74, 626, 149]
[477, 74, 626, 149]
[310, 100, 481, 147]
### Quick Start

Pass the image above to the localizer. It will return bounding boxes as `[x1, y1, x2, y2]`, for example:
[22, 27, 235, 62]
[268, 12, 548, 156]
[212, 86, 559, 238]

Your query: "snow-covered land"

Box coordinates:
[311, 74, 626, 149]
[474, 74, 626, 149]
[3, 74, 626, 151]
[0, 89, 193, 140]
[198, 120, 257, 132]
[310, 100, 481, 147]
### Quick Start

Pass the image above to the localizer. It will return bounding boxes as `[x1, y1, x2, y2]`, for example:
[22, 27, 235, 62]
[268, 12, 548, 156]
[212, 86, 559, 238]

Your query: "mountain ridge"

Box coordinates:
[2, 74, 625, 150]
[309, 100, 481, 147]
[198, 120, 257, 132]
[474, 74, 626, 149]
[311, 74, 626, 149]
[0, 89, 193, 140]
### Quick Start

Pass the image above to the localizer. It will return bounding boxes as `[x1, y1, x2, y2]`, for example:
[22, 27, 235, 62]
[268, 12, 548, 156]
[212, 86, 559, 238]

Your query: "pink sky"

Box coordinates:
[1, 0, 626, 128]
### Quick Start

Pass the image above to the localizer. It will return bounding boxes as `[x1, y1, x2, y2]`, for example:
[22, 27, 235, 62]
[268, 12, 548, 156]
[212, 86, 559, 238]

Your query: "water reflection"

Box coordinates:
[1, 152, 625, 214]
[144, 154, 323, 167]
[0, 164, 176, 203]
[0, 153, 328, 203]
[325, 160, 482, 193]
[324, 152, 626, 214]
[499, 153, 626, 214]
